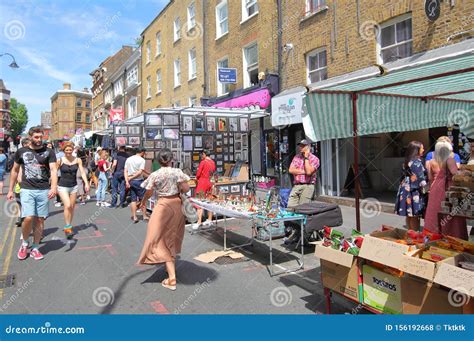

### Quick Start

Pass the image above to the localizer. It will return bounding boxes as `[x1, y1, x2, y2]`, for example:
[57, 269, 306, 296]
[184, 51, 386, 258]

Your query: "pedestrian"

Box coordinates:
[57, 141, 89, 239]
[110, 145, 128, 208]
[96, 150, 111, 207]
[191, 149, 216, 230]
[7, 126, 58, 261]
[138, 149, 190, 291]
[124, 148, 148, 223]
[468, 139, 474, 165]
[394, 141, 428, 231]
[13, 138, 31, 227]
[54, 144, 65, 207]
[76, 147, 89, 205]
[89, 147, 102, 189]
[0, 147, 7, 195]
[424, 141, 467, 239]
[425, 136, 461, 168]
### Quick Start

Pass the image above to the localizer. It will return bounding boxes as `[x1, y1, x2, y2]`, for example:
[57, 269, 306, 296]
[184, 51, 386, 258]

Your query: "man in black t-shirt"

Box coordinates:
[7, 126, 58, 261]
[110, 145, 129, 208]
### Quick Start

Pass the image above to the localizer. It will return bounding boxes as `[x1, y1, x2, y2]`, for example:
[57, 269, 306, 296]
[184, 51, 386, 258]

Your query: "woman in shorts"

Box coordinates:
[57, 142, 89, 239]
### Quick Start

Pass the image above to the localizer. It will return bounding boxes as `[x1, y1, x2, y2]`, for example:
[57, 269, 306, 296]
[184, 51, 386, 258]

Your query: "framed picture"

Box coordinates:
[144, 140, 154, 148]
[229, 118, 238, 132]
[234, 133, 241, 141]
[224, 155, 228, 161]
[210, 154, 215, 160]
[193, 162, 200, 170]
[146, 128, 161, 140]
[193, 152, 200, 161]
[129, 136, 140, 146]
[115, 126, 127, 135]
[183, 135, 193, 151]
[219, 186, 229, 194]
[203, 135, 214, 149]
[231, 185, 240, 193]
[128, 126, 140, 135]
[218, 118, 227, 132]
[216, 154, 223, 160]
[216, 140, 222, 147]
[155, 140, 165, 149]
[115, 136, 127, 146]
[242, 134, 248, 148]
[223, 147, 228, 153]
[216, 160, 223, 166]
[171, 140, 179, 149]
[163, 114, 179, 126]
[240, 118, 249, 132]
[183, 153, 192, 169]
[172, 151, 178, 161]
[146, 114, 162, 126]
[217, 167, 223, 173]
[145, 151, 154, 159]
[223, 138, 228, 144]
[235, 141, 242, 151]
[195, 117, 205, 132]
[195, 135, 203, 149]
[229, 137, 234, 144]
[182, 116, 193, 131]
[215, 147, 223, 153]
[207, 117, 216, 131]
[216, 134, 223, 140]
[235, 152, 241, 160]
[163, 128, 179, 140]
[242, 149, 248, 162]
[230, 146, 234, 153]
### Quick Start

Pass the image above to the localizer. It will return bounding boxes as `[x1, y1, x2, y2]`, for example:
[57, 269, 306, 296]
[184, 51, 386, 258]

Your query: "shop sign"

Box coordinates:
[271, 89, 305, 127]
[212, 88, 271, 110]
[109, 108, 124, 122]
[424, 0, 440, 21]
[218, 68, 237, 84]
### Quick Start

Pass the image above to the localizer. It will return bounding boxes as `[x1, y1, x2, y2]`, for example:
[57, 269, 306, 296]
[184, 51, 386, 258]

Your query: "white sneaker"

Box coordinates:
[54, 202, 62, 207]
[101, 202, 111, 207]
[191, 223, 201, 230]
[96, 202, 101, 206]
[203, 220, 214, 226]
[86, 195, 91, 200]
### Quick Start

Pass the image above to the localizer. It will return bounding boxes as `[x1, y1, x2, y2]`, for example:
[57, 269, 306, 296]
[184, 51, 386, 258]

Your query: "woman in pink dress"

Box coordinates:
[424, 141, 467, 239]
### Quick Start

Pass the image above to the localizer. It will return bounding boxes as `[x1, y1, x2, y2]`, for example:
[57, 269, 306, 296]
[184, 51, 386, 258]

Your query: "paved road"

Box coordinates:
[0, 179, 406, 315]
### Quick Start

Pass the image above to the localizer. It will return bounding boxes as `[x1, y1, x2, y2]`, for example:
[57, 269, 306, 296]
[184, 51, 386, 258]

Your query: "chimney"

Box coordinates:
[83, 87, 88, 93]
[63, 83, 71, 90]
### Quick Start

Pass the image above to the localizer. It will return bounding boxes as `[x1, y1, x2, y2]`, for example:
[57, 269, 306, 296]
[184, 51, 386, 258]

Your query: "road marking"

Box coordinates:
[0, 219, 18, 300]
[77, 244, 117, 256]
[0, 216, 15, 258]
[150, 300, 170, 314]
[75, 230, 103, 240]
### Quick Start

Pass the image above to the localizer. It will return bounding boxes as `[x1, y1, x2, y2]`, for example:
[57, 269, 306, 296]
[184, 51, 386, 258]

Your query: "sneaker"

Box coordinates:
[101, 202, 111, 207]
[30, 248, 44, 260]
[203, 220, 214, 227]
[80, 201, 86, 205]
[54, 202, 62, 207]
[17, 244, 28, 260]
[86, 195, 91, 200]
[191, 223, 201, 230]
[96, 202, 101, 206]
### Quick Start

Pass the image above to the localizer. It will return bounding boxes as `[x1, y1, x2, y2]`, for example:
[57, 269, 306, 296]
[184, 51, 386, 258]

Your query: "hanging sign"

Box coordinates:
[424, 0, 441, 21]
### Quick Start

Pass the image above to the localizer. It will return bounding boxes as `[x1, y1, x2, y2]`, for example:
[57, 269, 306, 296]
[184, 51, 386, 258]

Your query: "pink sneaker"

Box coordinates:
[17, 244, 28, 260]
[30, 248, 44, 260]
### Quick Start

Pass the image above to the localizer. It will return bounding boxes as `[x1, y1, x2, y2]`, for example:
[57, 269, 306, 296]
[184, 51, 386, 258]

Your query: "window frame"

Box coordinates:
[76, 112, 82, 122]
[217, 57, 230, 96]
[376, 14, 413, 64]
[243, 42, 259, 88]
[155, 32, 161, 56]
[304, 0, 326, 16]
[174, 59, 181, 88]
[241, 0, 259, 23]
[126, 65, 138, 88]
[76, 99, 82, 107]
[187, 2, 196, 30]
[146, 41, 151, 64]
[189, 95, 197, 106]
[85, 113, 91, 124]
[306, 47, 328, 85]
[174, 17, 181, 42]
[216, 0, 229, 39]
[146, 76, 151, 99]
[188, 48, 197, 81]
[156, 69, 162, 94]
[128, 97, 137, 118]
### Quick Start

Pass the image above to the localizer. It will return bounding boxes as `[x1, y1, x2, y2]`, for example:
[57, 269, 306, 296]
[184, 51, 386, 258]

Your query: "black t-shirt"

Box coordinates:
[15, 146, 57, 190]
[114, 151, 129, 174]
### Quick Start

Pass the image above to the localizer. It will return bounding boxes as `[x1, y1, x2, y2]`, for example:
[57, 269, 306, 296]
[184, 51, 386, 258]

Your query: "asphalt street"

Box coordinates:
[0, 179, 406, 315]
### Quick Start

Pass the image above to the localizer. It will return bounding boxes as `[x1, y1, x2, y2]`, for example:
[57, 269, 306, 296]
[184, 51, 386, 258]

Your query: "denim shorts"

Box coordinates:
[20, 189, 50, 218]
[58, 185, 78, 194]
[130, 179, 145, 202]
[0, 169, 4, 181]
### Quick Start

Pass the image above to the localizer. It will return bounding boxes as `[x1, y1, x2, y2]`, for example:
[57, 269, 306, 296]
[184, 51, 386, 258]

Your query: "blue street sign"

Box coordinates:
[218, 68, 237, 83]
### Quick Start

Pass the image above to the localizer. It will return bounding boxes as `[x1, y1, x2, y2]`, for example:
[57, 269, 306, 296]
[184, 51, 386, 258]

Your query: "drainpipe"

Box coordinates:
[277, 0, 283, 187]
[202, 0, 208, 98]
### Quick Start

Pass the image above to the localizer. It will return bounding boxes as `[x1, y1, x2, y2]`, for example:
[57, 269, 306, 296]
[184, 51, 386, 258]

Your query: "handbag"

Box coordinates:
[180, 194, 198, 223]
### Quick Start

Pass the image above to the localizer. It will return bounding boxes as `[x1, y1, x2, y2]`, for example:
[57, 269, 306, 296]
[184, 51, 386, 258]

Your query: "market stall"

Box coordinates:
[112, 114, 144, 149]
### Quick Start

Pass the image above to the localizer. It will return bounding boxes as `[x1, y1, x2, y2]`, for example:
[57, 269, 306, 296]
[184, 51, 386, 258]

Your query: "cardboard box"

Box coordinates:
[362, 264, 403, 314]
[402, 275, 463, 314]
[433, 253, 474, 297]
[400, 247, 450, 282]
[320, 259, 360, 302]
[314, 242, 354, 268]
[358, 228, 411, 270]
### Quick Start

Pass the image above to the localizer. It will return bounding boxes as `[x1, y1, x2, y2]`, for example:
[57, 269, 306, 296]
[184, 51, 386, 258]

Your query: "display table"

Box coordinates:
[189, 179, 249, 197]
[190, 198, 306, 276]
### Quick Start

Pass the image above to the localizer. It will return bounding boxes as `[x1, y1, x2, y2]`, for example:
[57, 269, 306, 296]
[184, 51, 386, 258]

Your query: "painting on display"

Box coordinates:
[242, 134, 248, 148]
[163, 128, 179, 140]
[163, 114, 179, 126]
[195, 117, 205, 132]
[240, 118, 249, 132]
[128, 126, 140, 135]
[146, 114, 162, 126]
[182, 116, 193, 131]
[203, 135, 214, 149]
[195, 135, 203, 149]
[129, 136, 141, 146]
[207, 117, 216, 131]
[229, 118, 238, 132]
[218, 118, 227, 132]
[115, 126, 128, 135]
[183, 135, 193, 151]
[115, 136, 127, 146]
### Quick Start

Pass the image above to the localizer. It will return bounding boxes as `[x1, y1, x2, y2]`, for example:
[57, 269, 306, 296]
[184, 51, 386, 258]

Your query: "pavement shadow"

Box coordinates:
[42, 227, 59, 238]
[75, 223, 99, 233]
[39, 237, 77, 255]
[142, 260, 218, 286]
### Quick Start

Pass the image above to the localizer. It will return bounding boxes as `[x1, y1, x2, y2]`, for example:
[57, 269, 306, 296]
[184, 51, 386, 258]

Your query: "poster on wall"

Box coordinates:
[164, 114, 179, 126]
[115, 126, 128, 134]
[146, 128, 161, 140]
[195, 135, 203, 149]
[229, 118, 238, 132]
[203, 135, 214, 149]
[129, 136, 140, 146]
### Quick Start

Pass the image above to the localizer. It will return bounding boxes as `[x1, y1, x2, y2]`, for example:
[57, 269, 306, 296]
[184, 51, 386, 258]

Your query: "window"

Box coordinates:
[85, 113, 91, 124]
[76, 99, 82, 107]
[217, 58, 230, 96]
[216, 0, 228, 38]
[188, 48, 197, 80]
[76, 112, 82, 122]
[155, 32, 161, 56]
[305, 0, 326, 16]
[128, 97, 137, 118]
[174, 59, 181, 87]
[174, 17, 181, 42]
[113, 79, 123, 97]
[187, 2, 196, 29]
[378, 15, 412, 63]
[146, 41, 151, 63]
[174, 101, 181, 107]
[242, 0, 258, 21]
[156, 69, 162, 93]
[189, 96, 197, 106]
[306, 48, 327, 84]
[146, 76, 151, 98]
[126, 66, 138, 87]
[105, 88, 113, 104]
[85, 100, 91, 108]
[243, 43, 258, 88]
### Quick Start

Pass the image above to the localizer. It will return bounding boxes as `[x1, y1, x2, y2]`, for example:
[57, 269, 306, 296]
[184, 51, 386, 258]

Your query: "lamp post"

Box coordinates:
[0, 53, 19, 68]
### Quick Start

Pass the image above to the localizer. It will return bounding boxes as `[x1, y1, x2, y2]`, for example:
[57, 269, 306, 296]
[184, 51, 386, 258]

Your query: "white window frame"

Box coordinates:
[126, 66, 138, 87]
[155, 32, 161, 56]
[243, 42, 258, 88]
[146, 76, 151, 99]
[156, 69, 162, 94]
[105, 88, 113, 104]
[189, 95, 197, 106]
[187, 2, 196, 30]
[174, 59, 181, 88]
[306, 47, 327, 85]
[304, 0, 326, 16]
[128, 97, 137, 118]
[217, 57, 230, 96]
[113, 79, 123, 98]
[188, 48, 197, 80]
[241, 0, 258, 23]
[174, 17, 181, 42]
[146, 41, 151, 64]
[216, 0, 228, 39]
[376, 13, 413, 64]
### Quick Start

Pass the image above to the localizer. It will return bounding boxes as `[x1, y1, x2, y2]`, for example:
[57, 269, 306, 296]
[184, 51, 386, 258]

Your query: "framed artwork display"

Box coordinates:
[231, 185, 240, 193]
[223, 138, 228, 144]
[240, 118, 249, 132]
[229, 118, 238, 132]
[242, 134, 248, 148]
[128, 126, 140, 135]
[146, 114, 161, 125]
[224, 155, 228, 161]
[163, 114, 179, 126]
[235, 141, 242, 151]
[129, 136, 140, 146]
[195, 117, 205, 132]
[146, 128, 161, 140]
[163, 128, 179, 140]
[203, 135, 214, 149]
[155, 140, 165, 149]
[216, 140, 222, 147]
[145, 151, 154, 159]
[115, 136, 126, 146]
[207, 117, 216, 131]
[171, 140, 179, 149]
[218, 118, 227, 132]
[242, 149, 248, 162]
[115, 126, 127, 135]
[183, 135, 193, 151]
[182, 116, 193, 131]
[229, 137, 234, 144]
[219, 186, 229, 194]
[144, 140, 154, 148]
[195, 135, 203, 149]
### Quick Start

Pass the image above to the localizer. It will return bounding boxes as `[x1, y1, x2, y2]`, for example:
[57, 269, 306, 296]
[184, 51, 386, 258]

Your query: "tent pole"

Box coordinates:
[352, 92, 361, 232]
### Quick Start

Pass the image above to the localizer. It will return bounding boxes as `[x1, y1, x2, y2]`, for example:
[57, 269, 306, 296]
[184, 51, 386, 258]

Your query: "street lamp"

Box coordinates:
[0, 53, 19, 68]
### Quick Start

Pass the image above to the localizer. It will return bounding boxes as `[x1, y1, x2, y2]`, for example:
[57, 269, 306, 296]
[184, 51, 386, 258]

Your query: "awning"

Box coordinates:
[147, 106, 268, 119]
[303, 39, 474, 141]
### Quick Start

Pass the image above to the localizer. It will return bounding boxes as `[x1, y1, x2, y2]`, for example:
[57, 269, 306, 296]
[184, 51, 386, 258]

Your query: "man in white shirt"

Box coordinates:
[124, 148, 149, 223]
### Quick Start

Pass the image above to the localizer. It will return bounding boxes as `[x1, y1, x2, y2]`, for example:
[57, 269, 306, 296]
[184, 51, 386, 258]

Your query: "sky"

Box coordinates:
[0, 0, 168, 129]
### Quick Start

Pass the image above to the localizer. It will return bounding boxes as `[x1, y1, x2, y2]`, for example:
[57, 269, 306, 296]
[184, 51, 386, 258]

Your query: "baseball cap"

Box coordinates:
[97, 147, 103, 151]
[298, 139, 311, 146]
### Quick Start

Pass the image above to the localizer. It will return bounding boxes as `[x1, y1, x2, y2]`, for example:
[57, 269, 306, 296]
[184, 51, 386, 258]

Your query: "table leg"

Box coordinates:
[324, 287, 331, 314]
[224, 215, 227, 250]
[268, 220, 273, 276]
[300, 219, 304, 270]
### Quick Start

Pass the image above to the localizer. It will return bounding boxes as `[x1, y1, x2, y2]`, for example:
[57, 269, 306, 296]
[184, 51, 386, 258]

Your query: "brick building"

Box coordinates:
[41, 111, 52, 127]
[50, 83, 92, 140]
[0, 79, 11, 142]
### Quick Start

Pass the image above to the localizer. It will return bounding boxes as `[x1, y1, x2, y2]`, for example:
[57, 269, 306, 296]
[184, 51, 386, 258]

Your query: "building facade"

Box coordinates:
[0, 79, 11, 140]
[50, 83, 92, 140]
[41, 111, 52, 127]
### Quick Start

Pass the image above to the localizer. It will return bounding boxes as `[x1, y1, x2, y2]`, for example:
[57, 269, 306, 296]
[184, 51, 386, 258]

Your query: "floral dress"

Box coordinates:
[395, 158, 427, 217]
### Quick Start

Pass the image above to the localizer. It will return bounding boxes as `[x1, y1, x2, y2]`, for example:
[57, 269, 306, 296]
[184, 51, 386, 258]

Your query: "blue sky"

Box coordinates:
[0, 0, 167, 129]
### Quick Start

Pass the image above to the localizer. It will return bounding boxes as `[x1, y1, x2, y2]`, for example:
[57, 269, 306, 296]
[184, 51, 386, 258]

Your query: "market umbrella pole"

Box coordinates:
[352, 92, 361, 232]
